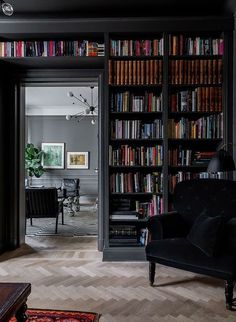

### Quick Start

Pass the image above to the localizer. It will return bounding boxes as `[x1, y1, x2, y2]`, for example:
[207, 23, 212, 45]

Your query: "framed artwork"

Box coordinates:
[67, 152, 89, 169]
[41, 143, 65, 169]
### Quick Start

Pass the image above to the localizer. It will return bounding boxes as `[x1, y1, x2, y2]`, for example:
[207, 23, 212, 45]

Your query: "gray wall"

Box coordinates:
[27, 116, 98, 195]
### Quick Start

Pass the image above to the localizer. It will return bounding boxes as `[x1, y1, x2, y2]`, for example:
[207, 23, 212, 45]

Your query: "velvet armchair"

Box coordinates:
[145, 179, 236, 310]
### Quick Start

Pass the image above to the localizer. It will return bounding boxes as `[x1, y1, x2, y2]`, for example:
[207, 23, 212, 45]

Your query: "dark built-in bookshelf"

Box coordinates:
[107, 31, 227, 256]
[108, 34, 164, 253]
[0, 18, 232, 261]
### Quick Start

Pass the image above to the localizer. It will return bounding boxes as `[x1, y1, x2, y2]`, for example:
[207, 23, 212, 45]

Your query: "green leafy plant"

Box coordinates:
[25, 143, 45, 178]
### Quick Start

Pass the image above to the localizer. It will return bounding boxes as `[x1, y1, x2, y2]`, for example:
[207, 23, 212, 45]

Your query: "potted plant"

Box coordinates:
[25, 143, 45, 186]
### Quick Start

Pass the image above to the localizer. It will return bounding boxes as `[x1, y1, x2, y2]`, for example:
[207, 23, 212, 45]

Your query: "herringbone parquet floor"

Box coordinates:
[0, 236, 235, 322]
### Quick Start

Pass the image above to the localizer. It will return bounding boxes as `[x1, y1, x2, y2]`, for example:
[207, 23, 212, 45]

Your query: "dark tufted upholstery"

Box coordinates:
[145, 179, 236, 310]
[173, 179, 236, 226]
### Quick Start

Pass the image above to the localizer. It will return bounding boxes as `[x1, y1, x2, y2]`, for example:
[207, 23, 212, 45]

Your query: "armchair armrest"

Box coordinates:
[147, 211, 190, 241]
[223, 218, 236, 255]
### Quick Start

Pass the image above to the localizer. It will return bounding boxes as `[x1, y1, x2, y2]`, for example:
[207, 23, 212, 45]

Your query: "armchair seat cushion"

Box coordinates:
[146, 238, 235, 280]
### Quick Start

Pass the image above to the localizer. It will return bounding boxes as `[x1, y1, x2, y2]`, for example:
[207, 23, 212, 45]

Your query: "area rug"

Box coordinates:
[26, 207, 98, 237]
[9, 308, 100, 322]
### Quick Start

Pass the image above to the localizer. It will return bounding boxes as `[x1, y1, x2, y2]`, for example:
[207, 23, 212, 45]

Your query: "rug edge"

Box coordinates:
[27, 308, 101, 320]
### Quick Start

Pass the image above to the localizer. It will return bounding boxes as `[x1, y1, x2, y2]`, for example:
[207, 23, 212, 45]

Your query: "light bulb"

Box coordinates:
[2, 2, 13, 16]
[66, 115, 71, 120]
[67, 91, 74, 97]
[91, 118, 96, 125]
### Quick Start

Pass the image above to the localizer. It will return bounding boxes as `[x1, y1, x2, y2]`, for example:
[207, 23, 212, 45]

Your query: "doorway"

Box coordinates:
[25, 83, 99, 237]
[6, 69, 107, 254]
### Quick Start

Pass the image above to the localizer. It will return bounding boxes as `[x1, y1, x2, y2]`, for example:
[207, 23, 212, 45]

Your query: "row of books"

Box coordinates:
[110, 91, 163, 112]
[109, 144, 163, 166]
[110, 225, 137, 236]
[109, 226, 148, 246]
[168, 114, 223, 139]
[170, 87, 222, 112]
[110, 39, 164, 56]
[136, 195, 163, 217]
[111, 119, 163, 139]
[169, 59, 223, 85]
[109, 225, 138, 246]
[109, 59, 163, 85]
[110, 172, 163, 193]
[0, 40, 105, 57]
[169, 35, 224, 56]
[168, 149, 215, 166]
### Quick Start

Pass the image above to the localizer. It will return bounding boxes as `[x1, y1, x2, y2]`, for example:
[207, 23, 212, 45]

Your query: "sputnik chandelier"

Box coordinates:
[66, 86, 98, 125]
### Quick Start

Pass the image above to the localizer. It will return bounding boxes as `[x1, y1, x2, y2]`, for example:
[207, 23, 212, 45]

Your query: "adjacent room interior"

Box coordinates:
[25, 84, 99, 238]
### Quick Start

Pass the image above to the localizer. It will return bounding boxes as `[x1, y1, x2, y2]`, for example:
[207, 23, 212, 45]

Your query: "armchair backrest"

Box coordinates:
[26, 187, 59, 218]
[62, 178, 80, 196]
[173, 179, 236, 226]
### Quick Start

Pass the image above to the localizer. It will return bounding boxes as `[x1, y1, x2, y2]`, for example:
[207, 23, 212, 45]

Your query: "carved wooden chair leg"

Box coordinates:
[15, 302, 28, 322]
[225, 280, 235, 310]
[149, 262, 156, 286]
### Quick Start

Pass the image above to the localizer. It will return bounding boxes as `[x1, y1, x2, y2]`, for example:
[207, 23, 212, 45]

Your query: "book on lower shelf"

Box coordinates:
[110, 210, 139, 220]
[109, 225, 148, 246]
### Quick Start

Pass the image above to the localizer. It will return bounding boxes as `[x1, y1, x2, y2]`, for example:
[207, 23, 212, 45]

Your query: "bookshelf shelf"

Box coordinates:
[110, 166, 162, 171]
[169, 111, 222, 117]
[109, 84, 163, 88]
[109, 55, 163, 60]
[110, 139, 163, 144]
[169, 55, 223, 59]
[110, 192, 162, 197]
[110, 218, 148, 223]
[0, 56, 104, 69]
[168, 138, 222, 142]
[169, 84, 222, 88]
[110, 112, 163, 118]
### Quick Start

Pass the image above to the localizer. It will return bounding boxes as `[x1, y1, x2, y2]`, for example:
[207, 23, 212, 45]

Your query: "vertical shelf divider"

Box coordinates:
[162, 32, 169, 212]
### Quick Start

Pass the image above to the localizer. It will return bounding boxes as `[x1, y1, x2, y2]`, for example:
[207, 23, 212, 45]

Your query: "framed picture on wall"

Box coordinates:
[67, 152, 89, 169]
[41, 143, 65, 169]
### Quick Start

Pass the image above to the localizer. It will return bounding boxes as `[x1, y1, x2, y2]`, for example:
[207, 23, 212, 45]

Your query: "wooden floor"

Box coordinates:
[0, 236, 235, 321]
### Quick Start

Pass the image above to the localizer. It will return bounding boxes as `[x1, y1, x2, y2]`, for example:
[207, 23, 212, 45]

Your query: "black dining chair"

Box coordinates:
[25, 187, 64, 234]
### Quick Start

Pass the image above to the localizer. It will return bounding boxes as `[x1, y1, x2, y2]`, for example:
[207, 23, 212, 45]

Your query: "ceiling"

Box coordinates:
[25, 86, 98, 116]
[3, 0, 236, 18]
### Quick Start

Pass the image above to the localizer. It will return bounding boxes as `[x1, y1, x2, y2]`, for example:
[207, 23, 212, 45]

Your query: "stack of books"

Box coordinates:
[110, 210, 139, 220]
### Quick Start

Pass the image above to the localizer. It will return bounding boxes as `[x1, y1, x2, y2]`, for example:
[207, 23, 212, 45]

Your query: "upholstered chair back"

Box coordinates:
[173, 179, 236, 227]
[26, 187, 59, 218]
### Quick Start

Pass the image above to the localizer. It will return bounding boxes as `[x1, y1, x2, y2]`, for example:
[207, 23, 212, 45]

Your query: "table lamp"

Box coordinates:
[207, 149, 235, 173]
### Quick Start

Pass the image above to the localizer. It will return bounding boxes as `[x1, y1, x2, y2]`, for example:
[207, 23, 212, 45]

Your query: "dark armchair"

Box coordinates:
[26, 187, 64, 234]
[145, 179, 236, 310]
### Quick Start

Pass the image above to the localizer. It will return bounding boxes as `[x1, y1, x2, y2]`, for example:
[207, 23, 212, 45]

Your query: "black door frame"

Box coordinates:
[6, 68, 107, 252]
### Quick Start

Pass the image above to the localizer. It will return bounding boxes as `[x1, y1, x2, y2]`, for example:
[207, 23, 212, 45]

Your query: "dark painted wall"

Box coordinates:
[233, 16, 236, 176]
[0, 79, 4, 250]
[27, 116, 98, 195]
